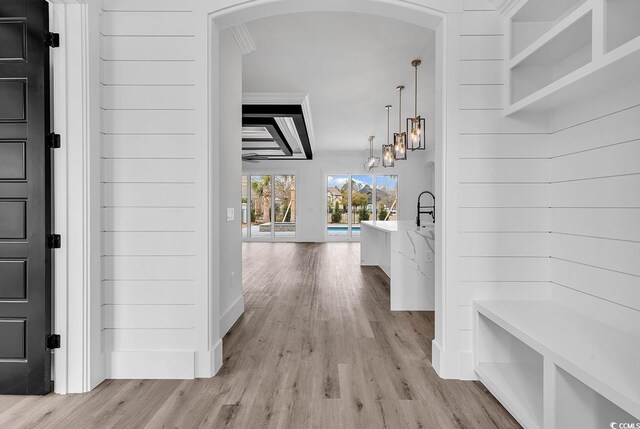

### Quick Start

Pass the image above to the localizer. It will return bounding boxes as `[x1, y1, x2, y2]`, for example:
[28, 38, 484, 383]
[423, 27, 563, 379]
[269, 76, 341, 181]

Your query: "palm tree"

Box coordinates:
[251, 176, 271, 223]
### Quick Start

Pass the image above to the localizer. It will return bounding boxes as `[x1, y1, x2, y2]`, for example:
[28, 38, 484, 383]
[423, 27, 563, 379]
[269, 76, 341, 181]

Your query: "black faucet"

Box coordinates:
[416, 191, 435, 226]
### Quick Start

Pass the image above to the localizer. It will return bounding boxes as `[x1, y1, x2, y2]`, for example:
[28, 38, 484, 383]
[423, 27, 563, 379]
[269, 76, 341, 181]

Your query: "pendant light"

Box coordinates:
[363, 136, 380, 172]
[393, 86, 407, 160]
[382, 105, 395, 168]
[407, 59, 426, 151]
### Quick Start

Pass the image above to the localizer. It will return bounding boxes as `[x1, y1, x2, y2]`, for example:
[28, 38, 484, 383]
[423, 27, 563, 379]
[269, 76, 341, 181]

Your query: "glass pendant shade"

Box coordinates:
[363, 136, 380, 172]
[382, 105, 395, 168]
[393, 131, 407, 160]
[382, 144, 395, 168]
[393, 86, 407, 161]
[407, 59, 426, 151]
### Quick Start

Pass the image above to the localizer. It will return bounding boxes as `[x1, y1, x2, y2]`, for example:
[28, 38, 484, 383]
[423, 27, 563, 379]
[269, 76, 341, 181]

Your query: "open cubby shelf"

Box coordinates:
[474, 301, 640, 429]
[505, 0, 640, 114]
[510, 0, 587, 58]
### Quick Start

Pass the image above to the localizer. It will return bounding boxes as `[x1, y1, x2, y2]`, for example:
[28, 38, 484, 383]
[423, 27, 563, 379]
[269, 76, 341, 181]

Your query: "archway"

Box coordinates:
[199, 0, 456, 378]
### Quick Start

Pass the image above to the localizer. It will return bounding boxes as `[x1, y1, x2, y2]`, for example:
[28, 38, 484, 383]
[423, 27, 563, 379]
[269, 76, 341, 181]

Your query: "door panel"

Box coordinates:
[0, 260, 27, 299]
[0, 19, 27, 61]
[0, 0, 52, 395]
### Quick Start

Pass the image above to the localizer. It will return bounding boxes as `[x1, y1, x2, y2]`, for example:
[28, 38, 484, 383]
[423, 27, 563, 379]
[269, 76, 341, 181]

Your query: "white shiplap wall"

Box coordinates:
[457, 1, 551, 376]
[100, 0, 199, 378]
[549, 76, 640, 336]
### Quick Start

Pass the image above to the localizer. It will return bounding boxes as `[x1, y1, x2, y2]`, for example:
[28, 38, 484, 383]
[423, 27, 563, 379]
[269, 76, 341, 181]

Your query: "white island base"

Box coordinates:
[360, 221, 435, 311]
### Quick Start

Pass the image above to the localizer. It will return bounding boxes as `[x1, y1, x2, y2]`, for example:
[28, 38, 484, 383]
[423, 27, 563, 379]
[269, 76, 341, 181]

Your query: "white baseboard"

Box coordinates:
[212, 339, 223, 375]
[459, 351, 477, 380]
[194, 339, 224, 378]
[107, 351, 195, 379]
[220, 295, 245, 336]
[431, 339, 460, 379]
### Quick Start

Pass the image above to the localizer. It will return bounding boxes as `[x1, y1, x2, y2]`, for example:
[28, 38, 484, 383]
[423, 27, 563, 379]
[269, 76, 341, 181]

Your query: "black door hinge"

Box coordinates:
[46, 32, 60, 48]
[47, 234, 62, 249]
[46, 334, 61, 350]
[47, 133, 61, 149]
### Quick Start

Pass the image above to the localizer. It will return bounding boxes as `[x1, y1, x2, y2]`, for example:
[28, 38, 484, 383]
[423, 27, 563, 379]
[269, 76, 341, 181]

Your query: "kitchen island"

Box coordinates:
[360, 221, 434, 311]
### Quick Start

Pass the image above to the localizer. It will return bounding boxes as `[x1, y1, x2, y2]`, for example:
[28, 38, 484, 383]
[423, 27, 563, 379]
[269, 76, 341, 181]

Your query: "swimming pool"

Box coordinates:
[327, 225, 361, 231]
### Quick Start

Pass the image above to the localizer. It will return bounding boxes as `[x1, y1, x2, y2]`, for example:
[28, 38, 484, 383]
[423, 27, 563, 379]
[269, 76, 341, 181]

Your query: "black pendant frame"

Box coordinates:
[407, 116, 426, 151]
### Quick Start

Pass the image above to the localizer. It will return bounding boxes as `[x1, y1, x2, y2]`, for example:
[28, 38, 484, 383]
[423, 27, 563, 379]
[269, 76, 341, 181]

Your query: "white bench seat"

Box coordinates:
[474, 300, 640, 429]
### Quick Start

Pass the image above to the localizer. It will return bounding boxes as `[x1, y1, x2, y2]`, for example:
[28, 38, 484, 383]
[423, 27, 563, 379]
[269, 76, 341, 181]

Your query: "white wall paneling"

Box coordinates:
[459, 232, 549, 257]
[101, 183, 196, 207]
[101, 207, 196, 231]
[459, 183, 549, 207]
[460, 60, 504, 84]
[454, 6, 557, 384]
[101, 61, 196, 85]
[101, 12, 195, 36]
[101, 86, 197, 110]
[101, 37, 196, 61]
[460, 84, 503, 109]
[102, 135, 197, 159]
[547, 78, 640, 334]
[459, 208, 550, 232]
[101, 0, 194, 12]
[100, 0, 200, 379]
[102, 256, 196, 281]
[103, 280, 195, 305]
[460, 35, 504, 59]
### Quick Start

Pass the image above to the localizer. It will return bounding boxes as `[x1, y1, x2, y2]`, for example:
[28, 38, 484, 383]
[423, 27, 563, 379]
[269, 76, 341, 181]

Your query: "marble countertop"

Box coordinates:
[361, 220, 435, 233]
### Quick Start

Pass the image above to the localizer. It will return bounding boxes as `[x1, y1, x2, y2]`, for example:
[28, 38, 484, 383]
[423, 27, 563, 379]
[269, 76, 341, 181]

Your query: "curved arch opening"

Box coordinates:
[204, 0, 451, 379]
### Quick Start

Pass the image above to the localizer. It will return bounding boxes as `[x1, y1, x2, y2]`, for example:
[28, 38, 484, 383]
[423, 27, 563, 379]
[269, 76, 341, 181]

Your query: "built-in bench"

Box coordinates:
[474, 300, 640, 429]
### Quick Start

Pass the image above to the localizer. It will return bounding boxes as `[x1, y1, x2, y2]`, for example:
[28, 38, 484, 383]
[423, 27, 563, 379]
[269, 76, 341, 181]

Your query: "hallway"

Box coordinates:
[0, 243, 518, 428]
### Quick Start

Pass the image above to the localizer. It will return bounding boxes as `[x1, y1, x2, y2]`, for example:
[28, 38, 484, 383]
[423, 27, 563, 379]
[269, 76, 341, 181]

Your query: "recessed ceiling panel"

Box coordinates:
[242, 104, 313, 162]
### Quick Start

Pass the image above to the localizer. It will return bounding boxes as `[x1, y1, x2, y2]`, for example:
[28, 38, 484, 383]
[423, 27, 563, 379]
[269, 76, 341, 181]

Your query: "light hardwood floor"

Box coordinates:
[0, 242, 519, 428]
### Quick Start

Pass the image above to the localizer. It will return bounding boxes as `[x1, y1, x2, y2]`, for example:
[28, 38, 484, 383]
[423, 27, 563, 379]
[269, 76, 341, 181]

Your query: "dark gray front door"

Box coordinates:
[0, 0, 53, 395]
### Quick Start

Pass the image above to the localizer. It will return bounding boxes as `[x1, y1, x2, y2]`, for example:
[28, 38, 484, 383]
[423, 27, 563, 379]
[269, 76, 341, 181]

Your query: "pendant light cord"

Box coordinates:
[386, 105, 391, 144]
[398, 87, 402, 132]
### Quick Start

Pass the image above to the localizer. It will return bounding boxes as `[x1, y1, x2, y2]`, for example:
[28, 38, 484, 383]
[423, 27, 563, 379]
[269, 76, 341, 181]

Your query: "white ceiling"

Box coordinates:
[242, 12, 436, 153]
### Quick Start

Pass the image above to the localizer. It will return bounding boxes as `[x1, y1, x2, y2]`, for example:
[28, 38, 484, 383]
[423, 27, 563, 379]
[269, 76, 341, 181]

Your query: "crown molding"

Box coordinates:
[229, 23, 256, 55]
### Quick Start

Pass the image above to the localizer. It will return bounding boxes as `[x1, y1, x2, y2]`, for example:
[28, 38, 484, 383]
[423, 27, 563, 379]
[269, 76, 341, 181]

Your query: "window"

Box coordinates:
[327, 175, 348, 237]
[274, 175, 296, 238]
[327, 174, 395, 239]
[242, 175, 296, 239]
[376, 175, 398, 221]
[350, 175, 373, 238]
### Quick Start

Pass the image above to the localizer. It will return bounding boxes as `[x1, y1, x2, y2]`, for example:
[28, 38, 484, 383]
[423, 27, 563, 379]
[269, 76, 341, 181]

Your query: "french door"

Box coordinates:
[242, 175, 296, 240]
[327, 174, 398, 240]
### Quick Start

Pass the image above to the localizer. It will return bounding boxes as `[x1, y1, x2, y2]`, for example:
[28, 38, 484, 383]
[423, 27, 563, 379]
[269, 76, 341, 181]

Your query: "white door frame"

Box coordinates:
[49, 0, 103, 394]
[199, 0, 462, 378]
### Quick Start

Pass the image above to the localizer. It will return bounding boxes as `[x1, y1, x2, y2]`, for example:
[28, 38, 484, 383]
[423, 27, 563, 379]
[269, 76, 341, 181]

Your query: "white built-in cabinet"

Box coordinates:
[505, 0, 640, 114]
[474, 301, 640, 429]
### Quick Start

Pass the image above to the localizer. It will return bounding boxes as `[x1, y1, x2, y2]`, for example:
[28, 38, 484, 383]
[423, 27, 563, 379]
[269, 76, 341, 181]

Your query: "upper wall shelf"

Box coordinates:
[504, 0, 640, 115]
[510, 0, 587, 59]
